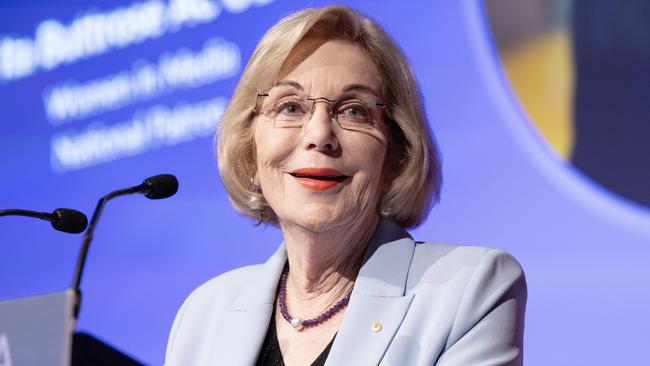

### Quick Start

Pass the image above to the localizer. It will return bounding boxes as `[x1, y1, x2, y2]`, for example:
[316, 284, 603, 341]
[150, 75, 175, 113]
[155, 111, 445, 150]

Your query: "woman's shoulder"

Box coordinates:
[181, 264, 262, 309]
[413, 242, 522, 266]
[407, 242, 525, 292]
[166, 264, 264, 363]
[400, 242, 526, 363]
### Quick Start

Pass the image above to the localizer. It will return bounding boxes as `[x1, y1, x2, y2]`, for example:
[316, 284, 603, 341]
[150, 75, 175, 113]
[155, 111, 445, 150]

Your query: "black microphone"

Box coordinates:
[71, 174, 178, 318]
[131, 174, 179, 199]
[0, 208, 88, 234]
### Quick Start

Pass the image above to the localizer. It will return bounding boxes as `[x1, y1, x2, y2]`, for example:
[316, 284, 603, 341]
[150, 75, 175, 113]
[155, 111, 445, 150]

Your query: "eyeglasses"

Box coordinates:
[254, 93, 386, 132]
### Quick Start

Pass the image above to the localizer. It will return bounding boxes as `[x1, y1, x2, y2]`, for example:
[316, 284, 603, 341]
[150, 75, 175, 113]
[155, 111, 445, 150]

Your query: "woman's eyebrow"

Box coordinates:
[270, 81, 379, 97]
[273, 80, 303, 90]
[342, 84, 380, 97]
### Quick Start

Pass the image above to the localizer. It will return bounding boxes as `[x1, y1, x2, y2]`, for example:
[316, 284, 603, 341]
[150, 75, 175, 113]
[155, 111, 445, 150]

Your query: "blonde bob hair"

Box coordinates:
[217, 5, 441, 228]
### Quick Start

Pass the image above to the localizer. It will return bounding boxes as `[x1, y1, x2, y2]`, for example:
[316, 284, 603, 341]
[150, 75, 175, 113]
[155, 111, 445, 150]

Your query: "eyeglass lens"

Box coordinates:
[259, 94, 383, 131]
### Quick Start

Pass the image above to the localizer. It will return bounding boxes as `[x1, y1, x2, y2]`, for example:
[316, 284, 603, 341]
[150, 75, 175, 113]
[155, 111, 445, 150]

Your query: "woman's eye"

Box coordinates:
[280, 104, 302, 114]
[340, 105, 368, 118]
[275, 100, 305, 116]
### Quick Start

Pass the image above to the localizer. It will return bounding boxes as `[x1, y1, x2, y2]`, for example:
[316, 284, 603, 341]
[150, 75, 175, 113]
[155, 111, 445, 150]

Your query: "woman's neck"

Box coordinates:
[279, 214, 379, 303]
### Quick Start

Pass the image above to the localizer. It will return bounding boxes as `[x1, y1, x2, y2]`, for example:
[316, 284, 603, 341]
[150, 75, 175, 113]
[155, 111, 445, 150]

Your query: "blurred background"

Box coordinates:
[487, 0, 650, 207]
[1, 0, 648, 364]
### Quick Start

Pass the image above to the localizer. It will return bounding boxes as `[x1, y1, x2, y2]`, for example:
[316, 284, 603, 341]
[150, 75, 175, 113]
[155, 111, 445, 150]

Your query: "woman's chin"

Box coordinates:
[279, 207, 351, 234]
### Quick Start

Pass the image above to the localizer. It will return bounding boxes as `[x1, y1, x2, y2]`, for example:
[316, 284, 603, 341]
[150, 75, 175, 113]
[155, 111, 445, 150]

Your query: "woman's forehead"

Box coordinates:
[275, 37, 383, 97]
[268, 80, 382, 100]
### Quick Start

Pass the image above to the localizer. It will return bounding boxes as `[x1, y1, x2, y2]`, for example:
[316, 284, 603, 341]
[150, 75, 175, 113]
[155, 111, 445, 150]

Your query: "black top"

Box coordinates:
[256, 312, 335, 366]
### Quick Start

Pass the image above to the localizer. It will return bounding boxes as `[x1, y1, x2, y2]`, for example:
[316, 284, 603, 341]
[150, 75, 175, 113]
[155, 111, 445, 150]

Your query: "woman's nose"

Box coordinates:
[302, 102, 339, 152]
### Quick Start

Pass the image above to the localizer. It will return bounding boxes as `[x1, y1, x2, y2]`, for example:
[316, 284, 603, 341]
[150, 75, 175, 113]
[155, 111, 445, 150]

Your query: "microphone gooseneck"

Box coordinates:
[0, 208, 88, 234]
[71, 174, 178, 319]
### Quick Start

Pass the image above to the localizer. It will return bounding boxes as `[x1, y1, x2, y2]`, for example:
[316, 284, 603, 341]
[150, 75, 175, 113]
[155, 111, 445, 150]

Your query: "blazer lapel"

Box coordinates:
[325, 219, 416, 366]
[207, 246, 287, 365]
[208, 219, 415, 366]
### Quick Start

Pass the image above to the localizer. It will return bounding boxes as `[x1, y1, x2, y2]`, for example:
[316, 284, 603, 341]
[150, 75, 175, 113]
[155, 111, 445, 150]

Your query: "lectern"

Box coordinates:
[0, 289, 143, 366]
[0, 290, 75, 366]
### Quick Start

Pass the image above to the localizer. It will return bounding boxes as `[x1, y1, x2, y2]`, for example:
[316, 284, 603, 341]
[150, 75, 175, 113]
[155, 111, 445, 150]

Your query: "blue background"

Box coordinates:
[1, 1, 649, 365]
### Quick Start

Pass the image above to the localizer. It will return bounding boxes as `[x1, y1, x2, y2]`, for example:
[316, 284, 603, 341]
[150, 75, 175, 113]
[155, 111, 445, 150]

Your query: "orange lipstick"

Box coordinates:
[290, 168, 348, 191]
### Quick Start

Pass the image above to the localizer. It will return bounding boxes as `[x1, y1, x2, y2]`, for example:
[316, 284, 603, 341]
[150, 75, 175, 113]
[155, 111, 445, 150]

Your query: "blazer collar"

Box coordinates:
[325, 218, 416, 366]
[221, 218, 415, 365]
[354, 217, 415, 297]
[232, 217, 414, 306]
[210, 244, 286, 365]
[229, 246, 287, 311]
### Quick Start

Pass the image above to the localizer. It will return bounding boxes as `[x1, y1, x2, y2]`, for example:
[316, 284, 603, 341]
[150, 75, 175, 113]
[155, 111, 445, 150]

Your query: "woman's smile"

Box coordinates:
[289, 168, 350, 191]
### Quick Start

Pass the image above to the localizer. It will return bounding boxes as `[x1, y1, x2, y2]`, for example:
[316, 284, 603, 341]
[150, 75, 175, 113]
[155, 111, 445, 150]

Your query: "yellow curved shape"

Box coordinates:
[500, 29, 574, 158]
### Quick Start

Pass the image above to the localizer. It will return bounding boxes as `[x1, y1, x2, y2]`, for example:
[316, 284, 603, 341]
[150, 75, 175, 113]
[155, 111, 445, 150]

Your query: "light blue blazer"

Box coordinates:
[165, 219, 526, 365]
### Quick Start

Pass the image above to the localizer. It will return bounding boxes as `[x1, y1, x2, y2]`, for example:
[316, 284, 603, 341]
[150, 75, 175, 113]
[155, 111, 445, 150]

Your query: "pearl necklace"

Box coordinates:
[278, 265, 352, 330]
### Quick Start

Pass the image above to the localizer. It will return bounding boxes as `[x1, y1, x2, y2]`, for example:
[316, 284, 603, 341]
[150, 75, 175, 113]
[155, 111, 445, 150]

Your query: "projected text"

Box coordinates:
[50, 97, 227, 171]
[43, 38, 240, 124]
[0, 0, 273, 83]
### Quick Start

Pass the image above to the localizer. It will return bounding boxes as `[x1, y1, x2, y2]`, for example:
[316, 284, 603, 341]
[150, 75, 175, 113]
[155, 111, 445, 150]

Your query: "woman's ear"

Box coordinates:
[250, 173, 261, 191]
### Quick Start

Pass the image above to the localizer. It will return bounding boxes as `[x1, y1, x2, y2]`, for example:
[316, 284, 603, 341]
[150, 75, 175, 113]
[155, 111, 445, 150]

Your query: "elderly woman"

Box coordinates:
[166, 5, 526, 366]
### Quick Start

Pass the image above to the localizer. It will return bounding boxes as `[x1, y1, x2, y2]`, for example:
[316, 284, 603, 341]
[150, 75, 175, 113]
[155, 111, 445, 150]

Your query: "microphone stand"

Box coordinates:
[71, 174, 176, 318]
[73, 190, 122, 319]
[71, 183, 148, 319]
[68, 174, 175, 365]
